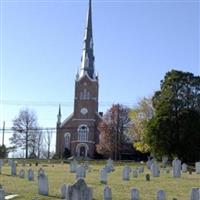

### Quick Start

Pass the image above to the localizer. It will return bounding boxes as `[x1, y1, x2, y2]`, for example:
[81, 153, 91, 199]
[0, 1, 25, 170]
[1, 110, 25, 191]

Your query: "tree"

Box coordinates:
[129, 97, 153, 153]
[10, 108, 38, 159]
[0, 145, 9, 158]
[146, 70, 200, 162]
[96, 104, 131, 160]
[43, 129, 53, 159]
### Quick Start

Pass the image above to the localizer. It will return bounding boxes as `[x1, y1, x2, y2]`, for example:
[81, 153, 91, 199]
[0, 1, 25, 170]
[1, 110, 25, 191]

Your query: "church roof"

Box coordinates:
[79, 0, 95, 79]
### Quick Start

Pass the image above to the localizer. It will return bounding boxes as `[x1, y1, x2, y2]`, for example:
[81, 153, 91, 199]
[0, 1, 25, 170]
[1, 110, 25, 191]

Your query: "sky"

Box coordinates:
[0, 0, 199, 149]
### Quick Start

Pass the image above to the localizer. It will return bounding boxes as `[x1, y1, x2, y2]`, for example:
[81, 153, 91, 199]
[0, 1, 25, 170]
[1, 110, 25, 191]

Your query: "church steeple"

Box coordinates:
[79, 0, 95, 79]
[57, 104, 62, 125]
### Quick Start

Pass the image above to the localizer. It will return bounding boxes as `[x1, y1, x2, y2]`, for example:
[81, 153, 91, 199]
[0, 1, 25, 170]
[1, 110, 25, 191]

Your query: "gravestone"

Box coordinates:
[104, 186, 112, 200]
[11, 163, 17, 176]
[195, 162, 200, 174]
[76, 164, 86, 179]
[122, 166, 132, 181]
[8, 159, 13, 167]
[100, 167, 108, 184]
[131, 188, 139, 200]
[38, 174, 49, 196]
[66, 178, 93, 200]
[60, 184, 67, 199]
[133, 169, 139, 178]
[150, 162, 160, 177]
[172, 158, 181, 178]
[38, 168, 45, 176]
[19, 169, 25, 178]
[0, 188, 5, 200]
[138, 166, 144, 173]
[146, 157, 153, 169]
[28, 169, 34, 181]
[70, 160, 77, 173]
[190, 188, 200, 200]
[162, 156, 168, 168]
[181, 163, 187, 173]
[156, 190, 166, 200]
[145, 174, 150, 181]
[105, 159, 114, 173]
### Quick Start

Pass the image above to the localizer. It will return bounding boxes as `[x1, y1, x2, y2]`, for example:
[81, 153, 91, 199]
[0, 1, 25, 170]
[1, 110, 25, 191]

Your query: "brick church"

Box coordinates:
[56, 0, 102, 158]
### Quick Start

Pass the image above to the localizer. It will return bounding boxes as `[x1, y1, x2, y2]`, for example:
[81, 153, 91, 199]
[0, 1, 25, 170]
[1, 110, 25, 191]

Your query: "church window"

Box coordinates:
[87, 91, 90, 100]
[78, 125, 89, 141]
[80, 91, 83, 99]
[64, 132, 71, 149]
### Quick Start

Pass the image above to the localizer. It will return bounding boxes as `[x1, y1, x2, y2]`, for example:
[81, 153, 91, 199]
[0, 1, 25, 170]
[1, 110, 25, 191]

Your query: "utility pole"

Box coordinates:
[2, 121, 5, 146]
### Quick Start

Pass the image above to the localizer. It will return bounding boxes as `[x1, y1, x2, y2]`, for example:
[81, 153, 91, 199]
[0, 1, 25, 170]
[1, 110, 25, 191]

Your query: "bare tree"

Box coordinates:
[10, 108, 38, 159]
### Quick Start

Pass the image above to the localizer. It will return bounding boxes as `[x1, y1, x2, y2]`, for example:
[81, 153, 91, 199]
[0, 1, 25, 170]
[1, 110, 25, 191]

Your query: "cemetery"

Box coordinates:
[0, 159, 199, 200]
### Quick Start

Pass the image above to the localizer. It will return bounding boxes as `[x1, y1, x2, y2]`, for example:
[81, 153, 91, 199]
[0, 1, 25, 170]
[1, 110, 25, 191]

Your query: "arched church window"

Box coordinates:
[87, 91, 90, 100]
[83, 89, 87, 100]
[80, 91, 83, 99]
[78, 125, 89, 141]
[64, 132, 71, 149]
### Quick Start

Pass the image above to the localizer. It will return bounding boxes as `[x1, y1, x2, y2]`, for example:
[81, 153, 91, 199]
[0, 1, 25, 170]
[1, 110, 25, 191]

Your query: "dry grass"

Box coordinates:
[0, 160, 199, 200]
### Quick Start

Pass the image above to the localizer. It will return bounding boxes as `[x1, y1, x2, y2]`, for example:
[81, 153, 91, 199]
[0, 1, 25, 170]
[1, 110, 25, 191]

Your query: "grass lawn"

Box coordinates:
[0, 160, 199, 200]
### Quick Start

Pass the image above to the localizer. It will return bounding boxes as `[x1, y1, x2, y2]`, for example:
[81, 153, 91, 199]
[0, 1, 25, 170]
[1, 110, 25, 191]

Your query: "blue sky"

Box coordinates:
[0, 0, 199, 146]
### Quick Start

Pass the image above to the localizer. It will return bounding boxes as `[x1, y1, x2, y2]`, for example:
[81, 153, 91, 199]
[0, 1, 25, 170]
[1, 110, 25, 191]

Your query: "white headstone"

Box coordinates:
[19, 169, 25, 178]
[131, 188, 139, 200]
[150, 162, 160, 177]
[11, 163, 17, 176]
[100, 168, 108, 184]
[28, 169, 34, 181]
[0, 188, 5, 200]
[66, 178, 93, 200]
[156, 190, 166, 200]
[172, 158, 181, 178]
[38, 174, 49, 196]
[104, 186, 112, 200]
[190, 188, 200, 200]
[195, 162, 200, 174]
[60, 184, 67, 199]
[70, 160, 77, 173]
[122, 166, 132, 181]
[181, 163, 187, 173]
[76, 164, 86, 179]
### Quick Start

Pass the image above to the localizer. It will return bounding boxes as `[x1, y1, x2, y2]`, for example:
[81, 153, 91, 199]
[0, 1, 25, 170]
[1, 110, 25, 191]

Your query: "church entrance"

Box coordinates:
[76, 143, 89, 157]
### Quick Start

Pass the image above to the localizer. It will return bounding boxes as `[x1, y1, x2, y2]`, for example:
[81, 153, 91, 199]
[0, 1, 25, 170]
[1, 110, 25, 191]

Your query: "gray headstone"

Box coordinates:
[150, 162, 160, 177]
[76, 164, 86, 179]
[105, 159, 114, 173]
[0, 160, 3, 174]
[133, 169, 139, 178]
[100, 168, 108, 184]
[38, 168, 45, 176]
[138, 166, 144, 173]
[195, 162, 200, 174]
[19, 169, 25, 178]
[11, 163, 17, 176]
[38, 174, 49, 196]
[190, 188, 200, 200]
[8, 159, 13, 167]
[131, 188, 139, 200]
[104, 186, 112, 200]
[60, 184, 67, 199]
[28, 169, 34, 181]
[146, 158, 153, 170]
[172, 158, 181, 178]
[156, 190, 166, 200]
[122, 166, 132, 181]
[0, 188, 5, 200]
[162, 156, 168, 168]
[66, 178, 93, 200]
[181, 163, 187, 173]
[70, 160, 77, 173]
